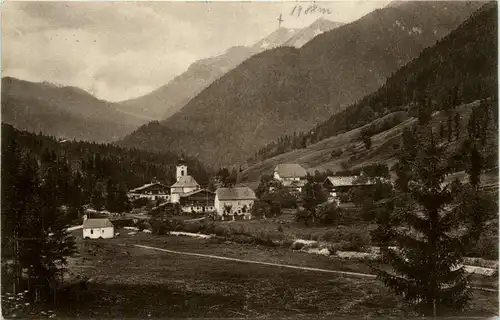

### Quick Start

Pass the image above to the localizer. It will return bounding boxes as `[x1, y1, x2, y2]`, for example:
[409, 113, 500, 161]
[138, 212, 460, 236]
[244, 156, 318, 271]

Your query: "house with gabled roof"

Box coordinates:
[82, 217, 115, 239]
[323, 173, 389, 203]
[127, 178, 170, 202]
[273, 163, 308, 192]
[178, 189, 215, 214]
[215, 187, 256, 220]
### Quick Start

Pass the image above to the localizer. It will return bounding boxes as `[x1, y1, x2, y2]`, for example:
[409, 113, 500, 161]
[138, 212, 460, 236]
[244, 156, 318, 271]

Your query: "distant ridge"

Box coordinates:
[116, 18, 343, 121]
[118, 1, 483, 167]
[1, 77, 149, 143]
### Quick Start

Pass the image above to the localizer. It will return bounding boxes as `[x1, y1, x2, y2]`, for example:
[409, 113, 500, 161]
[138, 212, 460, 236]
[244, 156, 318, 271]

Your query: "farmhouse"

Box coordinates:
[179, 189, 215, 214]
[323, 174, 385, 203]
[171, 159, 201, 203]
[127, 179, 170, 201]
[215, 187, 256, 220]
[83, 217, 115, 239]
[273, 163, 308, 192]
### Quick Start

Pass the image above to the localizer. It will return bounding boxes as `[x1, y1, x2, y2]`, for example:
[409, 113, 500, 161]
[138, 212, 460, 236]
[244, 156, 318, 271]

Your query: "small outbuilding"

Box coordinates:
[83, 217, 115, 239]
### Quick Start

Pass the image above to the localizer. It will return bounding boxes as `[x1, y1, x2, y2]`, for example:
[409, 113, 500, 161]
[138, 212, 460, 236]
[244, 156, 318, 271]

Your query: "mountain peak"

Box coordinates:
[118, 0, 485, 167]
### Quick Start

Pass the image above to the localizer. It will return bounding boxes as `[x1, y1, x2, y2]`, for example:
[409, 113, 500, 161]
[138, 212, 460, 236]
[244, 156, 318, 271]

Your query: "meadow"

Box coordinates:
[54, 229, 499, 319]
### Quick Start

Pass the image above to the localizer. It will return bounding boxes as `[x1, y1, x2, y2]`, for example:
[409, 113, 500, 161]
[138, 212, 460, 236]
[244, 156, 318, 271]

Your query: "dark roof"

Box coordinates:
[83, 218, 114, 229]
[216, 187, 256, 200]
[129, 182, 168, 193]
[274, 163, 307, 178]
[180, 189, 215, 198]
[324, 176, 386, 187]
[171, 175, 200, 188]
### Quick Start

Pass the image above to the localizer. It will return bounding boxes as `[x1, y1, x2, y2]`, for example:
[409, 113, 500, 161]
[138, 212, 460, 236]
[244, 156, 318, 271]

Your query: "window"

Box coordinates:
[90, 229, 93, 235]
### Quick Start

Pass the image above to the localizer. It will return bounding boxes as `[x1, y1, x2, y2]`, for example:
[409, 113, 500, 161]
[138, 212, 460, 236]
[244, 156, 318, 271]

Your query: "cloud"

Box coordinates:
[2, 1, 389, 102]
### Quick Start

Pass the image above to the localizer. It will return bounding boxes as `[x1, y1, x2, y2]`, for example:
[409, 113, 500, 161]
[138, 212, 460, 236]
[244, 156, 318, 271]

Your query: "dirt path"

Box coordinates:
[134, 244, 497, 293]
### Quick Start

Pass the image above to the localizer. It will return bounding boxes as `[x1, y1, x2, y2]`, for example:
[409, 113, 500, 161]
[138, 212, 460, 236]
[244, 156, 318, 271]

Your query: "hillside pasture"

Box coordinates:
[240, 100, 496, 190]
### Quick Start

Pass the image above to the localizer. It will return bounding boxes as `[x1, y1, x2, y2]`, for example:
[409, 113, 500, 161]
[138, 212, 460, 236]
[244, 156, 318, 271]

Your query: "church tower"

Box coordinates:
[176, 158, 187, 182]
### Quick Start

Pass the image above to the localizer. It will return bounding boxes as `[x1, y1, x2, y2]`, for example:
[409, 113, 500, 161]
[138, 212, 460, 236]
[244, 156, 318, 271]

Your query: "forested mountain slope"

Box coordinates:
[251, 1, 497, 163]
[1, 123, 210, 191]
[118, 1, 482, 167]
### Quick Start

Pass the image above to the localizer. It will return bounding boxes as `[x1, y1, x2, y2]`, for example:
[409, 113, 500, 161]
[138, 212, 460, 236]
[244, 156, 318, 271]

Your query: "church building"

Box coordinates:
[170, 159, 201, 203]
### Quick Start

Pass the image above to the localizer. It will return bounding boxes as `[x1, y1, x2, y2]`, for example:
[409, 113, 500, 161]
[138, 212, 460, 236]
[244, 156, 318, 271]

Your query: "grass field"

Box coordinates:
[57, 230, 499, 319]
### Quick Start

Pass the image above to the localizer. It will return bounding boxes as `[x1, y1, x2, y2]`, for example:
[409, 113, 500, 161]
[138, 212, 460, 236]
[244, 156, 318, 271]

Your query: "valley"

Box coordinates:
[2, 1, 498, 319]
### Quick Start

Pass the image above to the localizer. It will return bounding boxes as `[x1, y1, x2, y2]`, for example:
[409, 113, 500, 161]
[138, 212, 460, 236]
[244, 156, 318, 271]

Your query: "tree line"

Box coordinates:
[1, 123, 210, 304]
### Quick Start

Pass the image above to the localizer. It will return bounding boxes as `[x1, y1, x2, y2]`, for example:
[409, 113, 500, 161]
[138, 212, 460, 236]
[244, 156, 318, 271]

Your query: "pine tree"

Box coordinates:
[466, 144, 483, 191]
[299, 180, 327, 224]
[106, 178, 117, 212]
[467, 108, 477, 139]
[447, 114, 453, 142]
[454, 113, 461, 141]
[439, 122, 445, 138]
[372, 125, 489, 316]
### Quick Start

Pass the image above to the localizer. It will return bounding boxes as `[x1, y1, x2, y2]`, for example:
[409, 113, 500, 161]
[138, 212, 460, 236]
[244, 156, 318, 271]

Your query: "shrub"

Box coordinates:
[345, 230, 370, 251]
[173, 220, 186, 231]
[253, 230, 276, 246]
[310, 233, 322, 241]
[229, 234, 255, 245]
[319, 229, 338, 242]
[132, 198, 150, 209]
[183, 222, 201, 233]
[316, 202, 342, 225]
[330, 149, 343, 158]
[136, 221, 147, 231]
[467, 235, 498, 260]
[151, 219, 169, 235]
[213, 225, 231, 237]
[270, 201, 282, 217]
[251, 200, 270, 218]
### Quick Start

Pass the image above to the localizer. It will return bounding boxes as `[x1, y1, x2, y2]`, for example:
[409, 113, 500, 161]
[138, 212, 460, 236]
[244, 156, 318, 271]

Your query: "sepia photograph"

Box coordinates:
[1, 0, 498, 318]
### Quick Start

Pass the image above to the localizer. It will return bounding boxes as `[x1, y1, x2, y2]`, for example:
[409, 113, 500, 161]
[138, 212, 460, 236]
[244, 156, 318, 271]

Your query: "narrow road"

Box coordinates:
[134, 244, 497, 293]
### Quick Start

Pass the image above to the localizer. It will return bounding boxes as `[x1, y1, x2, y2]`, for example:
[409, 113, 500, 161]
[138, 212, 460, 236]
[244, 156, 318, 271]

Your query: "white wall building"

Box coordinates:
[215, 187, 256, 220]
[82, 217, 115, 239]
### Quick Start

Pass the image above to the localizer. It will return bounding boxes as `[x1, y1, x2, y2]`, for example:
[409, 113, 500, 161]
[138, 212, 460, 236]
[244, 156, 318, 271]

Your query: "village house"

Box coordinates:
[215, 187, 256, 220]
[82, 216, 115, 239]
[127, 178, 170, 202]
[178, 189, 215, 214]
[323, 173, 387, 203]
[170, 159, 201, 203]
[273, 163, 308, 192]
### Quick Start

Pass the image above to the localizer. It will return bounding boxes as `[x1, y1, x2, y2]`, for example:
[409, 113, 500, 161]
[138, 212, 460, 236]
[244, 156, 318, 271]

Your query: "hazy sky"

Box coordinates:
[2, 1, 390, 102]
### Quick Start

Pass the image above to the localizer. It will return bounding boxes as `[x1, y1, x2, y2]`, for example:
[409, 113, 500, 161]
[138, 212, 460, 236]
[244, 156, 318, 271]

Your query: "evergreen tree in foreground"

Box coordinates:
[372, 124, 492, 316]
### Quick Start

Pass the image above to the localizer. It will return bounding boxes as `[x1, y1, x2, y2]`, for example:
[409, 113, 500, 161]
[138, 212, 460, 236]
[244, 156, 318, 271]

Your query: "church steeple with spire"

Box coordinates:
[176, 157, 187, 182]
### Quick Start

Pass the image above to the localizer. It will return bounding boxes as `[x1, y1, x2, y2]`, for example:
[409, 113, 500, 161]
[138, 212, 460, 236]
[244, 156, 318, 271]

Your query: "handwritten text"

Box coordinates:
[290, 4, 332, 17]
